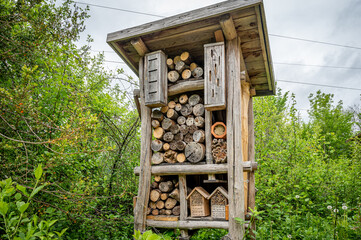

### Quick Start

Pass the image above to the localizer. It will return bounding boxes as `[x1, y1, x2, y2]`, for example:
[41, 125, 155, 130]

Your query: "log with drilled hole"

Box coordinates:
[185, 142, 206, 163]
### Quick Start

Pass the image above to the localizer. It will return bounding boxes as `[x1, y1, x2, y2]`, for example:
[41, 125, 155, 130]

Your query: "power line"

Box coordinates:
[276, 79, 361, 91]
[274, 62, 361, 70]
[269, 34, 361, 50]
[73, 1, 165, 18]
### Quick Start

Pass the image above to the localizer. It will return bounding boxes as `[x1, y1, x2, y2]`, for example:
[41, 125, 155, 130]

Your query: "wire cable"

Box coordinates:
[276, 79, 361, 91]
[73, 1, 165, 18]
[269, 34, 361, 50]
[274, 62, 361, 70]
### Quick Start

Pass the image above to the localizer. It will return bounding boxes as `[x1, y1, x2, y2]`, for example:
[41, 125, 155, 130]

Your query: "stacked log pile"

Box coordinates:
[147, 176, 180, 216]
[151, 93, 206, 164]
[167, 52, 204, 83]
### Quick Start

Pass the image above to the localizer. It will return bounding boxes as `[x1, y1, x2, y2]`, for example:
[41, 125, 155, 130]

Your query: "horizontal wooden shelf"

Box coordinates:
[146, 219, 229, 229]
[134, 162, 257, 176]
[168, 79, 204, 96]
[146, 219, 250, 230]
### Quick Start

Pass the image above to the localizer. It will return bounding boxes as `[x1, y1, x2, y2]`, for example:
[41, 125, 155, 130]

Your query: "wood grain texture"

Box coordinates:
[168, 79, 204, 96]
[226, 37, 245, 239]
[146, 220, 230, 229]
[134, 162, 258, 175]
[179, 175, 188, 221]
[220, 14, 237, 40]
[107, 0, 262, 42]
[144, 50, 168, 107]
[204, 42, 226, 110]
[241, 80, 250, 213]
[134, 57, 152, 232]
[131, 37, 149, 57]
[248, 97, 256, 236]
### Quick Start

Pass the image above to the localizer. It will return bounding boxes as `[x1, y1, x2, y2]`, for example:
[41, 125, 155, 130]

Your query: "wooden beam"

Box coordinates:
[255, 5, 273, 92]
[107, 0, 262, 42]
[110, 42, 138, 74]
[146, 220, 231, 229]
[226, 37, 245, 239]
[179, 174, 188, 239]
[134, 162, 257, 175]
[133, 57, 152, 232]
[168, 79, 204, 96]
[131, 37, 149, 57]
[214, 29, 225, 42]
[219, 14, 237, 40]
[133, 89, 141, 119]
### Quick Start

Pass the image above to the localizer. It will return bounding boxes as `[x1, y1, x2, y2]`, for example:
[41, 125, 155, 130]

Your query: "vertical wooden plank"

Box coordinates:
[205, 110, 216, 180]
[179, 175, 189, 239]
[227, 37, 245, 240]
[248, 97, 256, 236]
[241, 80, 250, 213]
[134, 57, 153, 232]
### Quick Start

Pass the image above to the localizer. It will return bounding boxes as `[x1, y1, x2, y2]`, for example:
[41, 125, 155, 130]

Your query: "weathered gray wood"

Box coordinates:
[151, 152, 164, 165]
[220, 14, 237, 40]
[194, 116, 205, 128]
[177, 116, 186, 125]
[226, 37, 245, 239]
[176, 141, 186, 151]
[248, 97, 256, 235]
[169, 188, 180, 201]
[204, 42, 226, 110]
[133, 89, 142, 119]
[134, 57, 152, 232]
[134, 162, 256, 175]
[179, 175, 188, 221]
[144, 51, 168, 107]
[179, 125, 189, 135]
[168, 70, 180, 83]
[162, 118, 175, 131]
[151, 110, 164, 122]
[188, 94, 201, 106]
[151, 119, 160, 128]
[174, 133, 184, 141]
[159, 181, 174, 193]
[175, 61, 188, 73]
[180, 104, 193, 117]
[186, 116, 194, 126]
[205, 110, 213, 165]
[151, 140, 163, 152]
[185, 142, 205, 163]
[170, 124, 180, 135]
[175, 103, 182, 112]
[168, 79, 204, 96]
[107, 0, 262, 42]
[146, 220, 231, 229]
[193, 103, 205, 117]
[163, 132, 174, 142]
[184, 133, 193, 143]
[193, 130, 205, 143]
[192, 67, 203, 78]
[172, 206, 181, 216]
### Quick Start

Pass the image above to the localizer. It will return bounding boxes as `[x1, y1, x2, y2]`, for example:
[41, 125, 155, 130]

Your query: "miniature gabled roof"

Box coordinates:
[186, 187, 210, 200]
[208, 186, 229, 200]
[107, 0, 275, 97]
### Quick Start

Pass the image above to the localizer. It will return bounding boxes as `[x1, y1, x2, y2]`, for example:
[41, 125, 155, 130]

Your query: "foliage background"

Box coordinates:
[0, 0, 360, 239]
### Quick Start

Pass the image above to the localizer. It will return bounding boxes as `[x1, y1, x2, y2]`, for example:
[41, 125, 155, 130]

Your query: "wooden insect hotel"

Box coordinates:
[187, 187, 211, 217]
[107, 0, 275, 238]
[208, 186, 229, 220]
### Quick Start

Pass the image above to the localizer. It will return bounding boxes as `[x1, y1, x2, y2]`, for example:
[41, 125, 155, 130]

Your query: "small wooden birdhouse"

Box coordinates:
[208, 186, 229, 220]
[186, 187, 210, 217]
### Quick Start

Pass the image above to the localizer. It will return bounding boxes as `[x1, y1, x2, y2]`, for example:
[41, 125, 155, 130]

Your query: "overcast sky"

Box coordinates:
[74, 0, 361, 118]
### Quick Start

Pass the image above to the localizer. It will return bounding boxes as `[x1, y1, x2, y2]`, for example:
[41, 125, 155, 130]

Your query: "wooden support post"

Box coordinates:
[205, 110, 216, 180]
[131, 37, 149, 57]
[134, 57, 152, 232]
[226, 37, 245, 239]
[133, 89, 141, 119]
[241, 80, 250, 213]
[179, 175, 189, 239]
[248, 97, 256, 236]
[219, 14, 237, 40]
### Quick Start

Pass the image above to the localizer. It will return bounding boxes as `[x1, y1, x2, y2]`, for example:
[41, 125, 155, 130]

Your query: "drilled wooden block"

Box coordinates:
[144, 50, 168, 107]
[204, 42, 226, 110]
